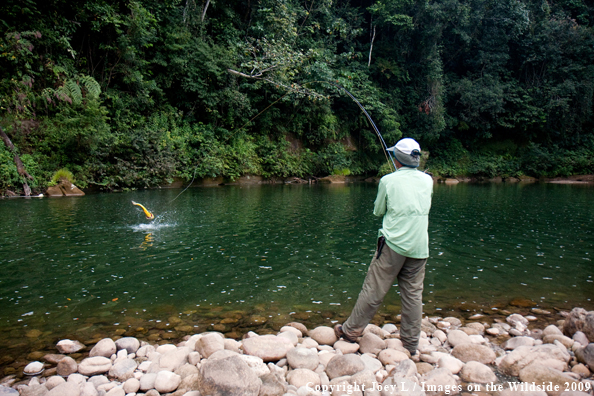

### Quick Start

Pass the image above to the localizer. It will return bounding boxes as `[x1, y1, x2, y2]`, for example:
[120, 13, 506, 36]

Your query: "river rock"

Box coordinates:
[209, 349, 239, 361]
[238, 355, 270, 377]
[281, 325, 303, 338]
[334, 340, 360, 354]
[45, 376, 65, 391]
[287, 322, 309, 335]
[519, 363, 579, 396]
[104, 389, 123, 396]
[390, 359, 417, 378]
[78, 356, 112, 376]
[325, 354, 366, 379]
[123, 378, 140, 393]
[23, 361, 44, 375]
[259, 372, 287, 396]
[0, 386, 18, 395]
[89, 339, 116, 358]
[381, 376, 425, 396]
[309, 326, 338, 345]
[544, 334, 574, 349]
[544, 325, 564, 337]
[278, 330, 298, 346]
[563, 308, 594, 342]
[47, 382, 80, 396]
[56, 357, 77, 376]
[498, 344, 571, 377]
[198, 355, 261, 396]
[196, 333, 225, 358]
[459, 361, 497, 383]
[159, 346, 190, 371]
[359, 333, 386, 354]
[139, 373, 157, 391]
[361, 353, 382, 373]
[154, 370, 181, 393]
[451, 344, 495, 364]
[503, 336, 535, 350]
[287, 368, 320, 388]
[378, 349, 409, 366]
[572, 331, 590, 347]
[421, 367, 458, 396]
[114, 337, 139, 354]
[286, 347, 319, 370]
[382, 324, 398, 334]
[575, 343, 594, 368]
[108, 358, 137, 381]
[56, 339, 85, 354]
[242, 335, 293, 362]
[447, 330, 471, 347]
[437, 355, 464, 374]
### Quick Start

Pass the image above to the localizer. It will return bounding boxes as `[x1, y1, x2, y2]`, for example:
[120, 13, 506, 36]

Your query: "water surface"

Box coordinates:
[0, 182, 592, 354]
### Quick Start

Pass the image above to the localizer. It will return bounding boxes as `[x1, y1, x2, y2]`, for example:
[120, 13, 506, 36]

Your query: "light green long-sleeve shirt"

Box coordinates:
[373, 167, 433, 259]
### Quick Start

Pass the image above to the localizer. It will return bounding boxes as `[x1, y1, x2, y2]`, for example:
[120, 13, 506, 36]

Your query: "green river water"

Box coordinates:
[0, 182, 592, 369]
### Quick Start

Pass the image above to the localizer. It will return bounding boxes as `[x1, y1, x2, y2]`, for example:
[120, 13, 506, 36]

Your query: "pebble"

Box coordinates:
[7, 310, 594, 396]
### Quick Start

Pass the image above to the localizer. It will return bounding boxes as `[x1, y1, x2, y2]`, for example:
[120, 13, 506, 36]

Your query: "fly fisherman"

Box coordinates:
[334, 138, 433, 357]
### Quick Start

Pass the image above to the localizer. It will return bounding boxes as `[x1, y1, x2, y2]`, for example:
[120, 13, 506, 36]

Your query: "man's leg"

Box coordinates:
[342, 245, 407, 338]
[397, 257, 427, 354]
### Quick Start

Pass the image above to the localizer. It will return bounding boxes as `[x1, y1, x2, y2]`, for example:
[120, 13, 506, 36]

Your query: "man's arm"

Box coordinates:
[373, 179, 387, 217]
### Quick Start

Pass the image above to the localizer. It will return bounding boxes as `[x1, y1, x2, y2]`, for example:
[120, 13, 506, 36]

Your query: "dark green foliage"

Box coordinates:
[1, 0, 594, 194]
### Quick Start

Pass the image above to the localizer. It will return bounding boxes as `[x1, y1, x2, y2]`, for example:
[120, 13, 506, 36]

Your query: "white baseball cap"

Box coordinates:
[387, 138, 422, 167]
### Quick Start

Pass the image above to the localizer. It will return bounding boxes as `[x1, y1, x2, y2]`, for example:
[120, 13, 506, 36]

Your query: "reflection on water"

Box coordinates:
[0, 182, 592, 366]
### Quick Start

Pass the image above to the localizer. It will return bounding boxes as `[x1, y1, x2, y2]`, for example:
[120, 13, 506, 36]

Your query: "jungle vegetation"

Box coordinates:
[1, 0, 594, 193]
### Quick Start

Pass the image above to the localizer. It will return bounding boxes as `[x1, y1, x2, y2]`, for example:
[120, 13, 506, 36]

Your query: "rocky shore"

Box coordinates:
[2, 308, 593, 396]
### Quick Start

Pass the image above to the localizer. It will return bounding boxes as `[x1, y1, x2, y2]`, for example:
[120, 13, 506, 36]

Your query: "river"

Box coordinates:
[0, 182, 592, 365]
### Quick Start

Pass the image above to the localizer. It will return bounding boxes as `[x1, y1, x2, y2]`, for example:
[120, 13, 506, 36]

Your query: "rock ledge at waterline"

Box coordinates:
[4, 308, 594, 396]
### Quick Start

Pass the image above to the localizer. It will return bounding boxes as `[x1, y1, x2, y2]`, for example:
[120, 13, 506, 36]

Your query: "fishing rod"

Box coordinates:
[169, 78, 397, 203]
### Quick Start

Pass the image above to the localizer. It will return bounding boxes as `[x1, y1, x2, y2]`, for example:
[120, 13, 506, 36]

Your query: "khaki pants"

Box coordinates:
[342, 243, 426, 353]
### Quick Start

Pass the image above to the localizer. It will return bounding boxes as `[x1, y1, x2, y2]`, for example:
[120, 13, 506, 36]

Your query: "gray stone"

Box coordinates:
[421, 367, 458, 396]
[56, 357, 77, 376]
[378, 349, 409, 366]
[572, 331, 590, 347]
[139, 373, 157, 391]
[437, 355, 464, 374]
[115, 337, 140, 354]
[123, 378, 140, 393]
[238, 355, 270, 377]
[174, 363, 200, 379]
[544, 324, 564, 337]
[0, 386, 18, 396]
[160, 346, 190, 371]
[242, 335, 293, 362]
[87, 375, 109, 388]
[519, 363, 579, 396]
[498, 344, 571, 377]
[503, 336, 535, 350]
[47, 382, 80, 396]
[325, 354, 366, 380]
[359, 333, 386, 355]
[451, 343, 496, 364]
[562, 308, 594, 342]
[380, 377, 425, 396]
[23, 361, 44, 375]
[459, 361, 497, 383]
[259, 372, 287, 396]
[77, 356, 112, 376]
[154, 370, 182, 393]
[89, 339, 116, 358]
[334, 340, 360, 354]
[360, 354, 382, 373]
[447, 330, 471, 347]
[198, 355, 261, 396]
[309, 326, 338, 346]
[108, 358, 137, 381]
[382, 324, 398, 334]
[575, 343, 594, 368]
[56, 339, 85, 354]
[286, 369, 320, 388]
[389, 359, 417, 378]
[286, 347, 319, 371]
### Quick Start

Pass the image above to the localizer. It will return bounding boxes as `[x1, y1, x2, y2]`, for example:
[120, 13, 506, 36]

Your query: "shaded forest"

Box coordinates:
[1, 0, 594, 193]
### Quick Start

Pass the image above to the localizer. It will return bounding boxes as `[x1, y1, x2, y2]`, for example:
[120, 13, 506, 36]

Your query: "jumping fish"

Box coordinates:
[131, 201, 155, 220]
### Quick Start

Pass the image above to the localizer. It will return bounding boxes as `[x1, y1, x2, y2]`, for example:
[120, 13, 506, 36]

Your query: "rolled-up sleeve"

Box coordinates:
[373, 179, 387, 217]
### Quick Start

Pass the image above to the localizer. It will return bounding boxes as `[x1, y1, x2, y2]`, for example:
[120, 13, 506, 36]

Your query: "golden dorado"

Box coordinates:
[131, 201, 155, 220]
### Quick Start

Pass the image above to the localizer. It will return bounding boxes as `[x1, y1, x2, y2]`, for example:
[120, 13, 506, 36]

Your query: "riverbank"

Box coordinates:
[2, 307, 593, 396]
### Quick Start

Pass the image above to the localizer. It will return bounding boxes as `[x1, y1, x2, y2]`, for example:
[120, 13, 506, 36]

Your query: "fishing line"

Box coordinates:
[170, 79, 396, 203]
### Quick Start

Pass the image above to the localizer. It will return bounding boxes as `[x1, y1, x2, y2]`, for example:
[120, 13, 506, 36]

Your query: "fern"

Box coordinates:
[78, 75, 101, 100]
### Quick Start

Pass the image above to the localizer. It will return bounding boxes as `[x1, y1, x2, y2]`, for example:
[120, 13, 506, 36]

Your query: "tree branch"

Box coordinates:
[368, 25, 376, 67]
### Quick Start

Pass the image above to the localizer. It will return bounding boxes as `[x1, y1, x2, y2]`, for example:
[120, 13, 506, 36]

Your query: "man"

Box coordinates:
[334, 137, 433, 355]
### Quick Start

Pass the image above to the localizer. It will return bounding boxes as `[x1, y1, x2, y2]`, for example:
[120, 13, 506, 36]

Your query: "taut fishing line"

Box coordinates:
[169, 79, 396, 203]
